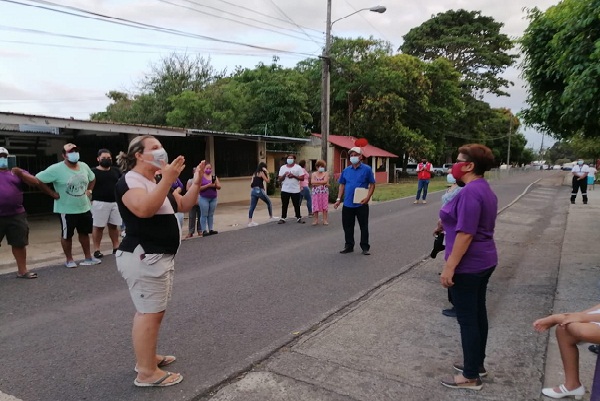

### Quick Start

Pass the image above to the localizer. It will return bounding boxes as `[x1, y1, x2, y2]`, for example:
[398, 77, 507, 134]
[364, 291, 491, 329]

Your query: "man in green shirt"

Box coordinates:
[36, 143, 101, 268]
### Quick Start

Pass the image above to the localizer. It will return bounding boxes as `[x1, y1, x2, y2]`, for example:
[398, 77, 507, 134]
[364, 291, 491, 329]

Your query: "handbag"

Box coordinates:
[430, 232, 445, 259]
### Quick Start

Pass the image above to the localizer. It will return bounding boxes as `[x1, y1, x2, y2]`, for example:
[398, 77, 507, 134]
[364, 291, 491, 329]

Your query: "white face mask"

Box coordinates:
[143, 148, 168, 168]
[286, 158, 294, 165]
[0, 157, 7, 169]
[318, 167, 325, 172]
[350, 156, 360, 165]
[66, 152, 80, 163]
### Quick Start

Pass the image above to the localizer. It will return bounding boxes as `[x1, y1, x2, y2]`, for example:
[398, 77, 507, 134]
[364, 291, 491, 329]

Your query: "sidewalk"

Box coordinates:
[200, 176, 600, 400]
[0, 197, 287, 275]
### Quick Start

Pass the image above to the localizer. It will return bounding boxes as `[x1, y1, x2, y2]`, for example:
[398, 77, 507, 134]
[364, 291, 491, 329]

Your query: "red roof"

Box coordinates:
[312, 134, 398, 158]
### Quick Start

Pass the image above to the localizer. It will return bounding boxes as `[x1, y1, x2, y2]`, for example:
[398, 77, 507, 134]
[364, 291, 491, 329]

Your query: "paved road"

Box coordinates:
[0, 171, 557, 401]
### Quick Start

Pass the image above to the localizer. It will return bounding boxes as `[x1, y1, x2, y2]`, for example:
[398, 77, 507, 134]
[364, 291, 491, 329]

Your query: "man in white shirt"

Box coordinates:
[571, 159, 590, 205]
[277, 154, 305, 224]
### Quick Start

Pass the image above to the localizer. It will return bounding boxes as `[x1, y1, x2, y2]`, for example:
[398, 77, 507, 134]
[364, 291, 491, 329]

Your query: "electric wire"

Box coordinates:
[264, 0, 322, 47]
[342, 0, 390, 43]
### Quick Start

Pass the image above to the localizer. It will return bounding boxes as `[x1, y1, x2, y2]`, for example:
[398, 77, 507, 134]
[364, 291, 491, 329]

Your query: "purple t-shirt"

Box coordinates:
[200, 176, 217, 199]
[440, 178, 498, 274]
[0, 169, 28, 216]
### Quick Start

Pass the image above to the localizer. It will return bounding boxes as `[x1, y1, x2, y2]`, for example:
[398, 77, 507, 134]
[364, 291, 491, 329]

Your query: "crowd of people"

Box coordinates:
[2, 138, 597, 394]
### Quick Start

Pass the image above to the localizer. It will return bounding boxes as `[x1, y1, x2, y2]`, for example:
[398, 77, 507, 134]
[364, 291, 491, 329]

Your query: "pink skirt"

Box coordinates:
[312, 190, 329, 212]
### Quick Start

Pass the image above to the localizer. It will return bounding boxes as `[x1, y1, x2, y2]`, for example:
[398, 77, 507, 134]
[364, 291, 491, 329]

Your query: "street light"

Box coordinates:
[320, 4, 387, 164]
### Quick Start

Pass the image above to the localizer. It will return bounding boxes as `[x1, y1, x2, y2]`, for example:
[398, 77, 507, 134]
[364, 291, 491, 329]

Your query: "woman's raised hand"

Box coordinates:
[193, 160, 206, 185]
[162, 156, 185, 184]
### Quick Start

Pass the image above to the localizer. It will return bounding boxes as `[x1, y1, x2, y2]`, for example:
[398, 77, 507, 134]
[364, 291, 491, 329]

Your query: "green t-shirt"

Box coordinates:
[36, 161, 95, 214]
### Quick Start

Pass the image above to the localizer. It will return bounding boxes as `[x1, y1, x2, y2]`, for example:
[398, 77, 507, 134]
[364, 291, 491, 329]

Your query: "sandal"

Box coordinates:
[134, 355, 176, 372]
[16, 272, 38, 279]
[134, 371, 183, 387]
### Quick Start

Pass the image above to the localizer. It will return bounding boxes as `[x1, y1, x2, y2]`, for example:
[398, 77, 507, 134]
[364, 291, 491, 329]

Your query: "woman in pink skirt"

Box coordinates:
[311, 159, 330, 225]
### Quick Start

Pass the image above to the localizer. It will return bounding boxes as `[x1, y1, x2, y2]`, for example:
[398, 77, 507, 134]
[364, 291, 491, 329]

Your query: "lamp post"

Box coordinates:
[320, 4, 387, 164]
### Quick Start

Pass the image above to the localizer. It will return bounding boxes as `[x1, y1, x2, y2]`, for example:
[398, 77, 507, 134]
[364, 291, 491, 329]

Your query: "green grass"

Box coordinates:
[371, 177, 449, 202]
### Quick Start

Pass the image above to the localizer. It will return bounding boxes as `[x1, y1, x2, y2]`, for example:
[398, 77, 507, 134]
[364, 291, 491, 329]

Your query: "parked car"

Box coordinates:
[395, 164, 418, 176]
[442, 163, 453, 174]
[552, 165, 562, 170]
[432, 167, 446, 176]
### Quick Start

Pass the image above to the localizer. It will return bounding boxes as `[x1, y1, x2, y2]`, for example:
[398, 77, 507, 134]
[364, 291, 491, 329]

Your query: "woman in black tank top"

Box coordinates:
[248, 162, 277, 226]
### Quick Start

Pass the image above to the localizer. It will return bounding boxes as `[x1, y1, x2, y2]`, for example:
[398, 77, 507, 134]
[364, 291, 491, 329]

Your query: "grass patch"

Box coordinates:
[372, 177, 448, 202]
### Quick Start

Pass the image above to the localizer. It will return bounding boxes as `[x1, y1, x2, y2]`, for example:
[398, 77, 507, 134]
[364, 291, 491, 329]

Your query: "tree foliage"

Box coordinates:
[521, 0, 600, 139]
[400, 9, 517, 97]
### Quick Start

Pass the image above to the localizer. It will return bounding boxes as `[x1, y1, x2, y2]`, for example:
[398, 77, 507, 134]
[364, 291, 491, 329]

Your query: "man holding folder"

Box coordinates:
[334, 147, 376, 255]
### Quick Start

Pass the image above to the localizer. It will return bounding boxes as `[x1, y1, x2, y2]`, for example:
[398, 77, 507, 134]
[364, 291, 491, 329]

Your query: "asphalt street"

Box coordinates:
[0, 170, 555, 401]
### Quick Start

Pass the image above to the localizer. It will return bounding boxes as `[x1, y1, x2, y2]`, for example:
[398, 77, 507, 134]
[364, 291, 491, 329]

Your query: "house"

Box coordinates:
[0, 112, 308, 214]
[299, 134, 398, 183]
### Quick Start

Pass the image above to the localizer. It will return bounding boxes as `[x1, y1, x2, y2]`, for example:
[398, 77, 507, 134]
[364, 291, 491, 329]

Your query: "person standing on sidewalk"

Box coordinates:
[114, 134, 205, 388]
[311, 159, 330, 225]
[571, 159, 589, 204]
[439, 144, 497, 391]
[90, 149, 122, 258]
[277, 155, 305, 224]
[414, 158, 433, 204]
[0, 147, 58, 279]
[248, 162, 277, 227]
[198, 163, 221, 236]
[36, 143, 101, 268]
[298, 159, 313, 217]
[334, 147, 375, 255]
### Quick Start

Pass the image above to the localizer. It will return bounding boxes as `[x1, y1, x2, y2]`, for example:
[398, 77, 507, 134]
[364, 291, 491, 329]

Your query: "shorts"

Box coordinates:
[59, 211, 93, 239]
[0, 212, 29, 247]
[115, 245, 175, 313]
[91, 201, 122, 227]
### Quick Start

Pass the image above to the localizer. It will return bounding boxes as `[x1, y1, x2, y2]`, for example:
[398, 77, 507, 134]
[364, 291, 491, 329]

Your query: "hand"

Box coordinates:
[161, 156, 185, 184]
[11, 167, 23, 176]
[51, 191, 60, 200]
[359, 197, 369, 205]
[333, 200, 341, 209]
[533, 315, 559, 332]
[192, 160, 206, 185]
[560, 313, 585, 326]
[440, 265, 455, 288]
[174, 187, 182, 194]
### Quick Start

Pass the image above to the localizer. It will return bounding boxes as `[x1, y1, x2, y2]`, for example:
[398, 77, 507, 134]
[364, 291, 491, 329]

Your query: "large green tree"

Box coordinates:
[400, 9, 518, 97]
[521, 0, 600, 139]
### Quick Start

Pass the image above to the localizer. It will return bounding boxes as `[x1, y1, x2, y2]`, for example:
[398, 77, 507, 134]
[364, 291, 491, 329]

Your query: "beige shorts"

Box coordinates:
[92, 201, 122, 228]
[115, 245, 175, 313]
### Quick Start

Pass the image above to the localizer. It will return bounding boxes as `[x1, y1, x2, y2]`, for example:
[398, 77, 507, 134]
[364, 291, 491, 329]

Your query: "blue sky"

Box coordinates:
[0, 0, 558, 150]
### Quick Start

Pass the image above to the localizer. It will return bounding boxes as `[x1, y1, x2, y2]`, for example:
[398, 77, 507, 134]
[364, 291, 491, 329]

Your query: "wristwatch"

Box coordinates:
[336, 198, 341, 201]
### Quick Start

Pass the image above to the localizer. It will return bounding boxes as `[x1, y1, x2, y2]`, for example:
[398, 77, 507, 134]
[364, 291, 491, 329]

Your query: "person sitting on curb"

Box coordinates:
[533, 304, 600, 399]
[0, 147, 58, 279]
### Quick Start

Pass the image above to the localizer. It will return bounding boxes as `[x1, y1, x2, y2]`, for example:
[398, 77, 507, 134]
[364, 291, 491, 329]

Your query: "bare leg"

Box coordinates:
[61, 237, 74, 262]
[107, 223, 120, 250]
[12, 246, 28, 276]
[78, 233, 92, 259]
[312, 212, 318, 225]
[555, 325, 583, 390]
[133, 311, 181, 384]
[323, 210, 329, 225]
[92, 226, 104, 252]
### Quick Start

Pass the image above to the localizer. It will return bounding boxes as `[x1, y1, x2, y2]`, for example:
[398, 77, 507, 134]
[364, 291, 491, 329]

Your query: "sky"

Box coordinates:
[0, 0, 559, 150]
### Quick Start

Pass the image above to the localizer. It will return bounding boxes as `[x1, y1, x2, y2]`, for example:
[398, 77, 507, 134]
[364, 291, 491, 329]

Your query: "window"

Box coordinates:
[214, 137, 256, 177]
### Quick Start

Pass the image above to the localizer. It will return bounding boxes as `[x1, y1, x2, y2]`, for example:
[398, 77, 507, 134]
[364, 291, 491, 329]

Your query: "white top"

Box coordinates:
[278, 164, 304, 193]
[572, 164, 590, 177]
[589, 167, 597, 178]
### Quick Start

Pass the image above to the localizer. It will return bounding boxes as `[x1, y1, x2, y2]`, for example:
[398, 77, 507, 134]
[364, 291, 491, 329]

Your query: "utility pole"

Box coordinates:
[507, 116, 512, 167]
[320, 0, 332, 164]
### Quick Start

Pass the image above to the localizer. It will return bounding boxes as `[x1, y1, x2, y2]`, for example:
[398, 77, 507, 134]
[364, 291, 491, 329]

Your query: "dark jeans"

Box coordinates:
[299, 186, 312, 215]
[281, 191, 301, 219]
[341, 204, 369, 251]
[416, 179, 430, 200]
[188, 204, 200, 234]
[449, 266, 495, 379]
[571, 177, 588, 204]
[249, 187, 273, 218]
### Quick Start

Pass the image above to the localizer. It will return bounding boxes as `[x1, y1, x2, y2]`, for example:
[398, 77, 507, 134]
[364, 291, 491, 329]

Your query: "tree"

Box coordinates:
[400, 9, 518, 97]
[521, 0, 600, 139]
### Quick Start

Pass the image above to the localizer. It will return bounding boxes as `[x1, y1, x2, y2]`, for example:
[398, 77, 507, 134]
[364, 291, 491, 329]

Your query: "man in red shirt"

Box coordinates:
[414, 158, 433, 204]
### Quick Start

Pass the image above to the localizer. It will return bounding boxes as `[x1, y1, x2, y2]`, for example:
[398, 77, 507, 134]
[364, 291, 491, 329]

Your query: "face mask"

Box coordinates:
[99, 158, 112, 168]
[143, 148, 168, 168]
[578, 160, 584, 165]
[446, 173, 456, 184]
[350, 156, 360, 165]
[450, 161, 469, 181]
[204, 169, 212, 175]
[0, 158, 7, 169]
[286, 158, 294, 165]
[318, 167, 325, 172]
[66, 152, 80, 163]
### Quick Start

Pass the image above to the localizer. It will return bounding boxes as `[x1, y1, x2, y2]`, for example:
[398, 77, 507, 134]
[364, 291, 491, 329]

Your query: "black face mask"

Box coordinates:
[99, 159, 112, 168]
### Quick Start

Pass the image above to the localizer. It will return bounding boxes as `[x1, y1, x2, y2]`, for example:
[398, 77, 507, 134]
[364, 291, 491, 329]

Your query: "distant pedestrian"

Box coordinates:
[248, 162, 277, 227]
[571, 159, 589, 204]
[334, 147, 375, 255]
[587, 164, 596, 190]
[90, 149, 122, 259]
[36, 143, 101, 268]
[185, 168, 201, 238]
[0, 147, 58, 279]
[277, 154, 305, 224]
[439, 144, 497, 391]
[298, 159, 313, 217]
[114, 134, 205, 387]
[310, 159, 329, 225]
[199, 163, 220, 236]
[414, 158, 433, 204]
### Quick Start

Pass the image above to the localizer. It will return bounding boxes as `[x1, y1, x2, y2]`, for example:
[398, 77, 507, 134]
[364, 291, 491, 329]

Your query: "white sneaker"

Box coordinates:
[80, 257, 101, 266]
[270, 216, 280, 220]
[248, 222, 259, 227]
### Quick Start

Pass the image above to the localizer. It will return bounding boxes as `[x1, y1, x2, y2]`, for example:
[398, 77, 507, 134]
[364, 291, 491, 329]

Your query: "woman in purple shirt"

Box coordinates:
[198, 163, 221, 236]
[439, 144, 498, 391]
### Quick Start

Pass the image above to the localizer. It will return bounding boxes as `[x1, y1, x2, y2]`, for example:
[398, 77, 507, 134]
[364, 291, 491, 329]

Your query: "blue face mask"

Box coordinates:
[350, 156, 360, 165]
[66, 152, 80, 163]
[286, 158, 294, 165]
[318, 167, 325, 172]
[578, 160, 584, 165]
[446, 173, 456, 184]
[0, 157, 7, 169]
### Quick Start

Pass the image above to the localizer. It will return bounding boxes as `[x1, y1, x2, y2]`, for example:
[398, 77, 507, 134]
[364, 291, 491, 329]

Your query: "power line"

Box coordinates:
[342, 0, 390, 42]
[264, 0, 322, 46]
[2, 0, 317, 57]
